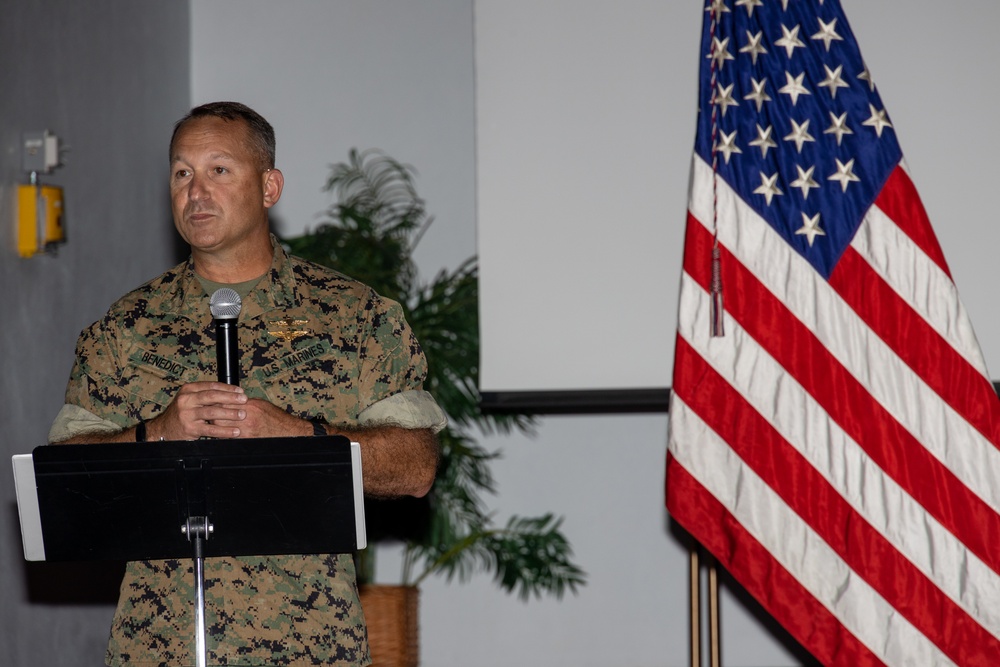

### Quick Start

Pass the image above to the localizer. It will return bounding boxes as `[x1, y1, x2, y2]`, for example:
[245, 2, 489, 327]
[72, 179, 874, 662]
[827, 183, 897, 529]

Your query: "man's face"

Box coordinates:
[170, 117, 274, 257]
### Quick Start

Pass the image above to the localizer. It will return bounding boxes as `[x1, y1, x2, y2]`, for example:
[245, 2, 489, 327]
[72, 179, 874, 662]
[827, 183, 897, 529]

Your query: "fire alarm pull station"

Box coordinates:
[17, 130, 65, 258]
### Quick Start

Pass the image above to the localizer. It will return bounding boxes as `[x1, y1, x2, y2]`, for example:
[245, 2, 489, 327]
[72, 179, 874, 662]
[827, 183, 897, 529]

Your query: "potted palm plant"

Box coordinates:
[282, 149, 586, 666]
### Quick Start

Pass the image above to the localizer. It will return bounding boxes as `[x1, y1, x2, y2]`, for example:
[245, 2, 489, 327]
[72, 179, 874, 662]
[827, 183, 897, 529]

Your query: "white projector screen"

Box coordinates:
[475, 0, 1000, 407]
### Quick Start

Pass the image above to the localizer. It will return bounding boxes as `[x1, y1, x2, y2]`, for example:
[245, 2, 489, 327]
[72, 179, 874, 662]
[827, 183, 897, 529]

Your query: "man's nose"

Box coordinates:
[188, 173, 210, 200]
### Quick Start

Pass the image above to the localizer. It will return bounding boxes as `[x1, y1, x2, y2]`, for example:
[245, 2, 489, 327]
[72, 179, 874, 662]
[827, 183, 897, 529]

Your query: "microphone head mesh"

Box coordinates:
[210, 288, 242, 319]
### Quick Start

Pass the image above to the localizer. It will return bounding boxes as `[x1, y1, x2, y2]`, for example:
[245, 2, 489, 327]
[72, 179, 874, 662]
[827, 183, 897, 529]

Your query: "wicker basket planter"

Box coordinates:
[360, 584, 419, 667]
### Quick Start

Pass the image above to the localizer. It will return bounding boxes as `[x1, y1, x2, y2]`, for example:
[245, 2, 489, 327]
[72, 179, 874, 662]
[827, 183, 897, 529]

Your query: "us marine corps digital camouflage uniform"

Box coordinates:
[50, 237, 444, 667]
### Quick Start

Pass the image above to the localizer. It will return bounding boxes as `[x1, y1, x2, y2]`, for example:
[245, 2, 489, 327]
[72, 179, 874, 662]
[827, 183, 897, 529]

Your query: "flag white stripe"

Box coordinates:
[688, 154, 1000, 511]
[852, 200, 989, 376]
[677, 272, 1000, 641]
[669, 396, 957, 667]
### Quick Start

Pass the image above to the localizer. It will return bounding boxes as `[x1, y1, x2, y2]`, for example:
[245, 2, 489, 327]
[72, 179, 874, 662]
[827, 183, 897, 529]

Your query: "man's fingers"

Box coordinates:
[176, 382, 247, 399]
[201, 423, 242, 439]
[175, 387, 248, 410]
[154, 382, 249, 440]
[199, 407, 247, 423]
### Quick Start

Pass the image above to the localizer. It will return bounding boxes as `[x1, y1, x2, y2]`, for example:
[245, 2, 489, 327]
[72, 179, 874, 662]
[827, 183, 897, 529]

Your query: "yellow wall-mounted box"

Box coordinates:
[17, 184, 64, 258]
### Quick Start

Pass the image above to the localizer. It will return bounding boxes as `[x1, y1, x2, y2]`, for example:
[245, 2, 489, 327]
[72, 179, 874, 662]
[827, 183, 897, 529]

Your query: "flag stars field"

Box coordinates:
[698, 1, 899, 270]
[716, 130, 742, 163]
[712, 82, 740, 116]
[863, 103, 893, 137]
[829, 158, 860, 192]
[811, 17, 843, 51]
[740, 30, 768, 63]
[775, 23, 806, 58]
[783, 118, 814, 153]
[743, 77, 771, 110]
[778, 71, 811, 105]
[818, 64, 850, 98]
[795, 211, 826, 246]
[735, 0, 764, 16]
[824, 111, 853, 145]
[749, 123, 777, 156]
[753, 171, 783, 205]
[790, 164, 820, 199]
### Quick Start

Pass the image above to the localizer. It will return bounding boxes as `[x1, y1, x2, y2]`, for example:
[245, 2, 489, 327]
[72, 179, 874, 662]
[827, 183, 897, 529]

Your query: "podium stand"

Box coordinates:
[12, 436, 366, 667]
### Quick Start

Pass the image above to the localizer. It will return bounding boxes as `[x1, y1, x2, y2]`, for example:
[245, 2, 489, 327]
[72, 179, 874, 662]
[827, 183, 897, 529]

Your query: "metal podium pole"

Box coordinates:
[183, 516, 213, 667]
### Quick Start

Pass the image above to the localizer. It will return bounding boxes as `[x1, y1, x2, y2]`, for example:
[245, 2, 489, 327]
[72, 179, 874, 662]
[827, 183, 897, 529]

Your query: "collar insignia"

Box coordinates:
[268, 316, 311, 342]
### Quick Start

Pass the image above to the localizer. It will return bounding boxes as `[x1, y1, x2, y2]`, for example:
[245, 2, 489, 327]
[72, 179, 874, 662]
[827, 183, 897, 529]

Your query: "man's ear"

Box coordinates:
[262, 168, 284, 208]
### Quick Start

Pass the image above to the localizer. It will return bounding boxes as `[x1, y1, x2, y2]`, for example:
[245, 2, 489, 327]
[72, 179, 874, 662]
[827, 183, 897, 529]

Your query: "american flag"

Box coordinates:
[665, 1, 1000, 665]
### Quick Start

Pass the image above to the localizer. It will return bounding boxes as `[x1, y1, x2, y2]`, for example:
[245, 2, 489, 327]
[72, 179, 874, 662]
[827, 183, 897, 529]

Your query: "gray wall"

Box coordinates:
[0, 1, 190, 665]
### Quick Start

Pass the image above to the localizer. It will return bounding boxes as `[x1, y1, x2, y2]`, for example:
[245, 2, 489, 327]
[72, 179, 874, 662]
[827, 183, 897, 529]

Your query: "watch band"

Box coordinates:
[310, 419, 327, 437]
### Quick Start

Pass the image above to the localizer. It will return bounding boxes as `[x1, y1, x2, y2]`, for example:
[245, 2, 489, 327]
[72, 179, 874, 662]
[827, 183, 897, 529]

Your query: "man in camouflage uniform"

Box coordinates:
[48, 101, 444, 666]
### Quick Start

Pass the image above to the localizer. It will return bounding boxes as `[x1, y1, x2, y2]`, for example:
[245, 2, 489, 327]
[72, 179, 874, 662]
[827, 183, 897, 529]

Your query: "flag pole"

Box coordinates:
[689, 545, 701, 667]
[709, 555, 721, 667]
[690, 544, 722, 667]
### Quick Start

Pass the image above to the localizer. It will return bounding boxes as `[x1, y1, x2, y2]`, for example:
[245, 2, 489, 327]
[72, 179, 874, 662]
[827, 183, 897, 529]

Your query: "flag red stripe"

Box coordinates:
[666, 456, 887, 667]
[830, 246, 1000, 445]
[683, 213, 1000, 576]
[672, 336, 1000, 663]
[874, 166, 951, 278]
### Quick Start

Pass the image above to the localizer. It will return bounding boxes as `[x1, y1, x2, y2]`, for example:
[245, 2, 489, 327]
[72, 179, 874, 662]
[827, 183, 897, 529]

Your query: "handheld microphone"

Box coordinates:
[209, 288, 242, 385]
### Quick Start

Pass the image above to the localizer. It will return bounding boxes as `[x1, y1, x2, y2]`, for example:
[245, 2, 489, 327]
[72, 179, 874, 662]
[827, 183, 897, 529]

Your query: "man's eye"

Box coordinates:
[174, 169, 190, 179]
[214, 166, 228, 175]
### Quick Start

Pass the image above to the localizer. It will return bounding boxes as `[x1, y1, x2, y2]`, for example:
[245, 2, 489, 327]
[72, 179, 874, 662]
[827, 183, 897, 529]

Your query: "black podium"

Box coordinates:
[12, 436, 366, 667]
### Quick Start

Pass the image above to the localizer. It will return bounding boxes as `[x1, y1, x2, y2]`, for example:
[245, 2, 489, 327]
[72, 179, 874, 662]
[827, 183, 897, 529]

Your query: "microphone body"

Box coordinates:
[215, 318, 240, 385]
[209, 288, 242, 386]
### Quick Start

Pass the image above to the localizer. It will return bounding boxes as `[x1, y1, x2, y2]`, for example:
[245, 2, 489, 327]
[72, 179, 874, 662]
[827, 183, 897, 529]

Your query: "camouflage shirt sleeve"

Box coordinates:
[63, 306, 141, 429]
[354, 290, 428, 414]
[357, 390, 447, 432]
[48, 403, 120, 443]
